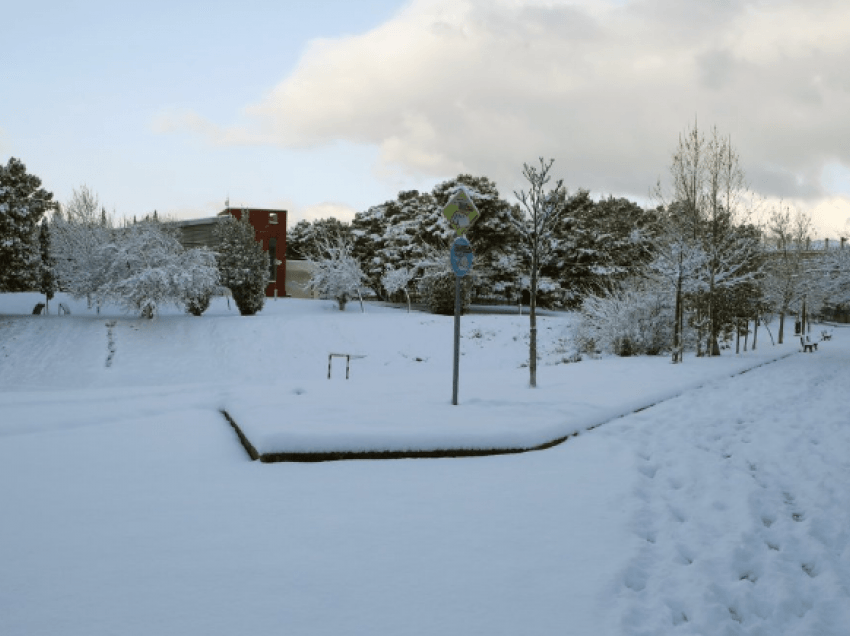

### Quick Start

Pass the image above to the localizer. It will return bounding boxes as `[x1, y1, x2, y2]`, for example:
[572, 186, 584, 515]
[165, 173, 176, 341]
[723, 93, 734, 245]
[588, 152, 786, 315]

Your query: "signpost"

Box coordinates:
[443, 189, 481, 236]
[443, 189, 480, 405]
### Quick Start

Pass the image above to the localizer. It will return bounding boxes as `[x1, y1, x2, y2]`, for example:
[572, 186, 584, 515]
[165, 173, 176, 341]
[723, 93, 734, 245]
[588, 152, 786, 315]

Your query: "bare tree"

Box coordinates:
[654, 121, 762, 359]
[511, 158, 568, 387]
[763, 203, 813, 343]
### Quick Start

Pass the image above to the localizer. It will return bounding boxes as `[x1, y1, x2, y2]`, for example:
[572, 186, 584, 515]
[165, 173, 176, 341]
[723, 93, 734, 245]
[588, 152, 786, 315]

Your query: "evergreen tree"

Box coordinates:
[288, 217, 351, 261]
[38, 220, 56, 311]
[432, 176, 523, 303]
[214, 210, 267, 316]
[0, 158, 55, 291]
[544, 192, 658, 307]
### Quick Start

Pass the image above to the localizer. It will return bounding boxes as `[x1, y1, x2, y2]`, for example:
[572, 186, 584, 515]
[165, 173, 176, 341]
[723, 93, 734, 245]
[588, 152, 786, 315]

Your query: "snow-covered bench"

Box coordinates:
[801, 337, 817, 353]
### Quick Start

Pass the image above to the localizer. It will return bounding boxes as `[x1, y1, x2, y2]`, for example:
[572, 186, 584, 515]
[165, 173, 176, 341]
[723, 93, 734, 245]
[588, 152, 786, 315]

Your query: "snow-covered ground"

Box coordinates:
[1, 293, 848, 635]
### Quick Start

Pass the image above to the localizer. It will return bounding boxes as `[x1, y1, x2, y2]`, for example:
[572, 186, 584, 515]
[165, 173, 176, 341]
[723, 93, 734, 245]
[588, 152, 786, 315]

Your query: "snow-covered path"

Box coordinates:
[607, 339, 850, 634]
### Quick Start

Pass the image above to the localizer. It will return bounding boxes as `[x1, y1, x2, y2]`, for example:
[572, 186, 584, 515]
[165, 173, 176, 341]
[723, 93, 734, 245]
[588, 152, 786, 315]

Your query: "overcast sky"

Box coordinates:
[4, 0, 850, 235]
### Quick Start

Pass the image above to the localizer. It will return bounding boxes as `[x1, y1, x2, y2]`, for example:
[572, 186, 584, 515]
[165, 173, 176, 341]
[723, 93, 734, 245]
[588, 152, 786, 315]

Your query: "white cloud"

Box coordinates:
[180, 0, 850, 210]
[151, 109, 263, 146]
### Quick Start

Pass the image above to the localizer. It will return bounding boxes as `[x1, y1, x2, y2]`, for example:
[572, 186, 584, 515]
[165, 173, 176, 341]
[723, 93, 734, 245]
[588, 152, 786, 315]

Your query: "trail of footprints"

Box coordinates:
[105, 320, 116, 367]
[619, 406, 837, 633]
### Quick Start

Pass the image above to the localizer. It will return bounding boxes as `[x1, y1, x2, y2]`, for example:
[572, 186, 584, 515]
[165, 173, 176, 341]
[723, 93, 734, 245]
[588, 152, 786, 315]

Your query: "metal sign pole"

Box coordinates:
[443, 190, 480, 407]
[452, 275, 462, 405]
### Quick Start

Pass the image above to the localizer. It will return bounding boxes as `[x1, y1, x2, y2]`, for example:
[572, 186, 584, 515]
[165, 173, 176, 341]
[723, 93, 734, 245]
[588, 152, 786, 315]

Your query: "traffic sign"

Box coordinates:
[450, 237, 474, 277]
[442, 189, 480, 236]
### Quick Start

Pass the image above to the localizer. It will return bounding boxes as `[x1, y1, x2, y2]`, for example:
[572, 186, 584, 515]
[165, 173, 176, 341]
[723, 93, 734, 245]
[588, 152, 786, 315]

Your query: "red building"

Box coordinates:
[175, 207, 288, 298]
[219, 207, 287, 298]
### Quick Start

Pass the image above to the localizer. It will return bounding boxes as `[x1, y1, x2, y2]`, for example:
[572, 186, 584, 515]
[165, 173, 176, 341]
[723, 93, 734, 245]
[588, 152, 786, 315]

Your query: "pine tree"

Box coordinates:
[214, 210, 267, 316]
[432, 176, 524, 303]
[0, 158, 55, 292]
[38, 220, 56, 311]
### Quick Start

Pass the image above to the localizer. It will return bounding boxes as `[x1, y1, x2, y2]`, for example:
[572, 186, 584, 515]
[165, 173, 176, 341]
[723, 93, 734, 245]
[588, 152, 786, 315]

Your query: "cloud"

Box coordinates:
[151, 109, 263, 146]
[204, 0, 850, 206]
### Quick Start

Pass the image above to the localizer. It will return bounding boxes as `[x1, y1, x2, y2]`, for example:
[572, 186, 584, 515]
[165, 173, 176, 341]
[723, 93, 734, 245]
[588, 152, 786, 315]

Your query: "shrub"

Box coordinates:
[573, 283, 673, 356]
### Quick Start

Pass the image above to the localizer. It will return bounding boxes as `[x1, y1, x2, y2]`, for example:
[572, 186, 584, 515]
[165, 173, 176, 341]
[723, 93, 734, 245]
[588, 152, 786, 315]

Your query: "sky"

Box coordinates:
[4, 0, 850, 235]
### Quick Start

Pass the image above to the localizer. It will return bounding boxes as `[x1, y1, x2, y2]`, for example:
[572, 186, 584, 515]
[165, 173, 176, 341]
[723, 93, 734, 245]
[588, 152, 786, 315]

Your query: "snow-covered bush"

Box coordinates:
[381, 266, 415, 312]
[420, 269, 471, 315]
[413, 249, 471, 315]
[573, 283, 673, 356]
[214, 211, 267, 316]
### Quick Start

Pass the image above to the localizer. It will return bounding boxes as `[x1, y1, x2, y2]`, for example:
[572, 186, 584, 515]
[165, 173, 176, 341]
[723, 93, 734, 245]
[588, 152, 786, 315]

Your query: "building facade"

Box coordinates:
[173, 207, 288, 298]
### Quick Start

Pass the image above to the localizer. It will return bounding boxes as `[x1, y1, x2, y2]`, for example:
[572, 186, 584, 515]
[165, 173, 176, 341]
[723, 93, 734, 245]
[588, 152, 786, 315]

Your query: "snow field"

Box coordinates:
[2, 292, 849, 635]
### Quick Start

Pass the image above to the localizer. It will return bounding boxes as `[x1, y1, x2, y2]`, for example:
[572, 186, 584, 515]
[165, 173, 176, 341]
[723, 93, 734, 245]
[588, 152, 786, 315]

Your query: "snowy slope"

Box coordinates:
[1, 292, 848, 635]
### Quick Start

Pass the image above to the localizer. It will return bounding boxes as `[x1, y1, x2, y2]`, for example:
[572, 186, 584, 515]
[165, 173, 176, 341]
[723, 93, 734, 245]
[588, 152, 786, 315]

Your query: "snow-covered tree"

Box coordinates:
[0, 158, 55, 292]
[214, 210, 267, 316]
[51, 186, 114, 308]
[432, 176, 523, 302]
[761, 204, 814, 343]
[98, 221, 219, 319]
[305, 236, 368, 311]
[648, 215, 709, 362]
[511, 158, 570, 388]
[381, 266, 415, 312]
[653, 121, 764, 359]
[38, 220, 56, 312]
[351, 190, 445, 298]
[287, 217, 352, 261]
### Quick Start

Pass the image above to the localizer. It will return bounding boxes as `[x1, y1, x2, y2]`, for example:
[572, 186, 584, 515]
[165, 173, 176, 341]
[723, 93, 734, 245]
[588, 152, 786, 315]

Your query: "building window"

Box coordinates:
[269, 212, 278, 224]
[269, 238, 277, 282]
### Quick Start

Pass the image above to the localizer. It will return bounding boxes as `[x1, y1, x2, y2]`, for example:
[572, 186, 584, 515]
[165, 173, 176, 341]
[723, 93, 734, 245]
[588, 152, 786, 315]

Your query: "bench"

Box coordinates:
[821, 330, 833, 341]
[801, 337, 817, 353]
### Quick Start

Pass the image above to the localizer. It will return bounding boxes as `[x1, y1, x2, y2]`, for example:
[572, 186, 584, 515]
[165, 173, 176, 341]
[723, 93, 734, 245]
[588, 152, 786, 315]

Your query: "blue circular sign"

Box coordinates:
[450, 237, 474, 277]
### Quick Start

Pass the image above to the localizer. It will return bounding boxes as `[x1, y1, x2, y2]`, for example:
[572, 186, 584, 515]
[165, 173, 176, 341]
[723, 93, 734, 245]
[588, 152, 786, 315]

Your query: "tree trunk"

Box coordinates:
[529, 255, 538, 388]
[778, 311, 785, 344]
[752, 313, 758, 351]
[708, 272, 718, 356]
[672, 267, 683, 363]
[735, 319, 740, 353]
